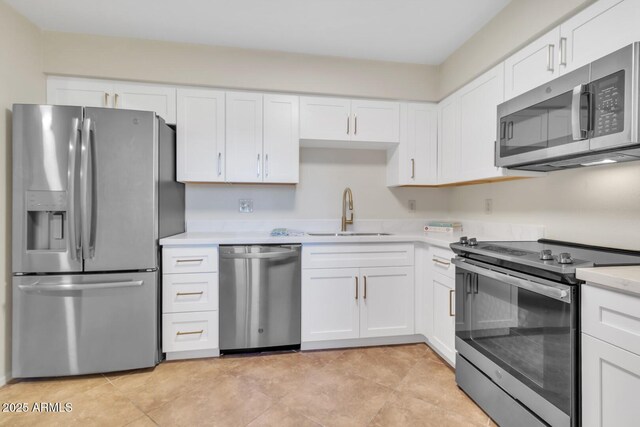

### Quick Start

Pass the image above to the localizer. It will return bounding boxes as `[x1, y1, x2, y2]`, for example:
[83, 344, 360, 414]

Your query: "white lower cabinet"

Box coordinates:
[430, 272, 456, 364]
[582, 333, 640, 427]
[162, 245, 219, 359]
[301, 244, 414, 346]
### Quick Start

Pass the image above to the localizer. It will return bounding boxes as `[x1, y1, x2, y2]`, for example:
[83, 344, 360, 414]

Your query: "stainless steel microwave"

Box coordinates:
[496, 42, 640, 171]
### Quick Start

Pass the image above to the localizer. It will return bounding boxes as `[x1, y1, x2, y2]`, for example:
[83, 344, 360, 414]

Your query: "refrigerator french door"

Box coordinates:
[12, 104, 184, 378]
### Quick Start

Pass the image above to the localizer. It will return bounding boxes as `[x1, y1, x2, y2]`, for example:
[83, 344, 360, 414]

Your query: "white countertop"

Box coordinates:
[577, 266, 640, 296]
[160, 230, 502, 250]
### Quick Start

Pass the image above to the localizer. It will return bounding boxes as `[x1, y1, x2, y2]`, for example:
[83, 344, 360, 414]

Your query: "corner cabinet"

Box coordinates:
[300, 96, 400, 147]
[581, 283, 640, 427]
[47, 76, 176, 124]
[176, 90, 299, 184]
[301, 244, 414, 346]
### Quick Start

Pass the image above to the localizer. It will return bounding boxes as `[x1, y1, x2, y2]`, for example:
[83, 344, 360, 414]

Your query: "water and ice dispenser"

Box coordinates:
[25, 190, 67, 251]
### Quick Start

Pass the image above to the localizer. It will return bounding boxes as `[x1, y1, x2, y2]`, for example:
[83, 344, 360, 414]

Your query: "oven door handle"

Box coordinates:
[452, 258, 571, 302]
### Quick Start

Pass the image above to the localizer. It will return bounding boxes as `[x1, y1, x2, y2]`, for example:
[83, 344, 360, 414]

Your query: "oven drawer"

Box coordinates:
[163, 246, 218, 274]
[582, 284, 640, 356]
[428, 246, 455, 279]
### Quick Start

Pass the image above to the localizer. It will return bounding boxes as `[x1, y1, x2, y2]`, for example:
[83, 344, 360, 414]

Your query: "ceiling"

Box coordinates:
[6, 0, 511, 65]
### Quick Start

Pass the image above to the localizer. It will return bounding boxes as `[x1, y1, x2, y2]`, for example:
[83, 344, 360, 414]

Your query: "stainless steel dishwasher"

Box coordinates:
[219, 245, 301, 352]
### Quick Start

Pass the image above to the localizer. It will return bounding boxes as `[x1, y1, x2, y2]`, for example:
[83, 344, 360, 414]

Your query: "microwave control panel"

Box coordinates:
[592, 70, 624, 137]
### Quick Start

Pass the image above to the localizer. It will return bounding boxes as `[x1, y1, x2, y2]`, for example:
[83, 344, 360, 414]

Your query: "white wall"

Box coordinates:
[0, 1, 44, 384]
[449, 163, 640, 251]
[186, 148, 450, 223]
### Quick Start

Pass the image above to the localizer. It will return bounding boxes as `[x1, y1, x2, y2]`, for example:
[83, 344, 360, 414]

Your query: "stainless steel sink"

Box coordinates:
[307, 232, 393, 236]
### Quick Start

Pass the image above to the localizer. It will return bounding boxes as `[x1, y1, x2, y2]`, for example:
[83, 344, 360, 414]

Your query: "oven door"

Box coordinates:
[496, 64, 591, 168]
[453, 258, 577, 427]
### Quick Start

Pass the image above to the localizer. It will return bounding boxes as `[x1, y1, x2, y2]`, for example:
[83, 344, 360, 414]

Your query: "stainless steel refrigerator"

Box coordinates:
[12, 104, 185, 378]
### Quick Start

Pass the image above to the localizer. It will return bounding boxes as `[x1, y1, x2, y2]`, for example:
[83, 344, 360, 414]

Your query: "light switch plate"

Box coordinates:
[239, 199, 254, 213]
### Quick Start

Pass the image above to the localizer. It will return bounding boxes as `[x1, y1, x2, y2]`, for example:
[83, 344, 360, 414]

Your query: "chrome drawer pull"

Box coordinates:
[176, 291, 204, 296]
[176, 329, 204, 336]
[176, 258, 204, 263]
[433, 257, 451, 267]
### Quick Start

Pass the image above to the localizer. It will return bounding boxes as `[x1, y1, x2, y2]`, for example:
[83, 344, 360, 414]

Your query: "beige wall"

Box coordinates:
[438, 0, 595, 98]
[449, 163, 640, 251]
[186, 148, 450, 223]
[0, 1, 44, 383]
[43, 32, 439, 101]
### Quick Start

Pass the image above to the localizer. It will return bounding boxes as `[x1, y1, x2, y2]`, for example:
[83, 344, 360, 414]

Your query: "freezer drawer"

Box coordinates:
[12, 271, 158, 378]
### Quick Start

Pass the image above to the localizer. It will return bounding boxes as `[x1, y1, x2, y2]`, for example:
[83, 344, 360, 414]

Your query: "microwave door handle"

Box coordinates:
[572, 84, 589, 140]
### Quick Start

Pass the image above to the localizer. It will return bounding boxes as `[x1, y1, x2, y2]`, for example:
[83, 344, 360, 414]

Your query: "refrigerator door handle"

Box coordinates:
[18, 280, 144, 292]
[67, 118, 82, 260]
[80, 118, 96, 259]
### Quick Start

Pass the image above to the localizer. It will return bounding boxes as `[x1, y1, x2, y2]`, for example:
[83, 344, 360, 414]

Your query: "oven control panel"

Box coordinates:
[592, 70, 625, 138]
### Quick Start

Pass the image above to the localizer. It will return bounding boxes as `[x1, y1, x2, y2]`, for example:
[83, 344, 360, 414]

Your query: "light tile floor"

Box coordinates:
[0, 344, 495, 426]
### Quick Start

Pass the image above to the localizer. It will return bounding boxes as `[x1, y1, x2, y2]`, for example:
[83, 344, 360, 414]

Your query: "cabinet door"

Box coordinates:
[300, 96, 351, 141]
[176, 88, 225, 182]
[407, 103, 438, 184]
[431, 273, 455, 365]
[359, 267, 414, 338]
[458, 64, 504, 182]
[225, 92, 263, 183]
[437, 93, 460, 184]
[504, 28, 561, 100]
[350, 100, 400, 143]
[113, 82, 177, 124]
[47, 76, 113, 108]
[561, 0, 640, 74]
[263, 94, 299, 183]
[582, 333, 640, 427]
[302, 268, 360, 342]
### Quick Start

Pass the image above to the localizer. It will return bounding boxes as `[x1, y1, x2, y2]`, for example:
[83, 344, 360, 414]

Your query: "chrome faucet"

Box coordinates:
[341, 187, 354, 232]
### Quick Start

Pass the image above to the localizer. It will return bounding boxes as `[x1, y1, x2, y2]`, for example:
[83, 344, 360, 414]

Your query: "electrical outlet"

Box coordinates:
[484, 198, 493, 214]
[239, 199, 254, 213]
[408, 200, 416, 211]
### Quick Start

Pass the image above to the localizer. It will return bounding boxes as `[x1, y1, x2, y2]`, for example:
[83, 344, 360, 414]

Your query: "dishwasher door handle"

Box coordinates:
[220, 249, 299, 260]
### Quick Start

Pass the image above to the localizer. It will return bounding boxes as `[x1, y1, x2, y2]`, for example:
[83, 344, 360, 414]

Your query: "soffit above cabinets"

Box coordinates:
[6, 0, 510, 65]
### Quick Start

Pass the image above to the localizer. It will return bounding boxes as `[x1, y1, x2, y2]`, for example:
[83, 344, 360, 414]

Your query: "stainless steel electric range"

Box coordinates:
[450, 238, 640, 427]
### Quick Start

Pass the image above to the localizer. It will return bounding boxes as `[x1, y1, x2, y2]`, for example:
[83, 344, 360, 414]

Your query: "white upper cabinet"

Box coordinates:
[176, 88, 226, 182]
[300, 96, 400, 146]
[299, 96, 351, 141]
[560, 0, 640, 73]
[437, 93, 460, 184]
[458, 63, 504, 182]
[387, 102, 437, 186]
[263, 94, 300, 183]
[504, 28, 561, 100]
[47, 76, 176, 123]
[225, 92, 264, 183]
[350, 99, 400, 143]
[112, 82, 176, 124]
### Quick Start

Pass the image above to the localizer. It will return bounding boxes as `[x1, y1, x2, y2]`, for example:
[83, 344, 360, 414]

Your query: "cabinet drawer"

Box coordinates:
[428, 246, 455, 279]
[582, 284, 640, 356]
[162, 311, 218, 353]
[162, 273, 218, 313]
[302, 243, 414, 269]
[163, 246, 218, 274]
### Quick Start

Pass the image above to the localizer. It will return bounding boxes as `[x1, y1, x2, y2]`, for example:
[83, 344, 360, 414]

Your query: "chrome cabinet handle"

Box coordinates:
[104, 93, 109, 107]
[547, 44, 555, 72]
[176, 258, 204, 263]
[410, 158, 415, 179]
[559, 37, 567, 66]
[364, 275, 367, 299]
[257, 153, 261, 178]
[346, 113, 350, 134]
[355, 276, 358, 300]
[265, 154, 269, 177]
[354, 114, 358, 135]
[176, 330, 203, 336]
[448, 289, 455, 317]
[176, 291, 204, 296]
[433, 256, 451, 267]
[217, 152, 222, 176]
